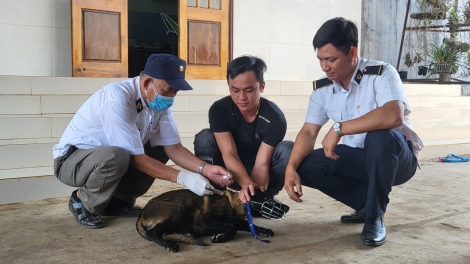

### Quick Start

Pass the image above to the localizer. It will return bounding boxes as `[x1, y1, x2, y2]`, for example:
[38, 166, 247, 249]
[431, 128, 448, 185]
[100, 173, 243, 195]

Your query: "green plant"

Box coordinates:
[424, 41, 470, 78]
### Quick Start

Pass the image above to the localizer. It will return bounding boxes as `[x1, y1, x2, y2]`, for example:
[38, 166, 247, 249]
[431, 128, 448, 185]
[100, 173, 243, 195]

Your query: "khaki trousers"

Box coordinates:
[54, 142, 169, 214]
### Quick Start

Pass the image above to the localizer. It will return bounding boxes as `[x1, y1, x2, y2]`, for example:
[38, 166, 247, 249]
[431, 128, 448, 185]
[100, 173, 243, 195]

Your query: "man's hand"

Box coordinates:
[177, 171, 214, 196]
[203, 164, 234, 188]
[321, 128, 341, 160]
[284, 167, 303, 202]
[239, 182, 260, 203]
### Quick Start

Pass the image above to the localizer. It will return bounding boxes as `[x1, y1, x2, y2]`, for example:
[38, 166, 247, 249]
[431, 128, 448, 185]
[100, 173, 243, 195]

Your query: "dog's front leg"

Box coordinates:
[210, 225, 237, 243]
[235, 219, 274, 237]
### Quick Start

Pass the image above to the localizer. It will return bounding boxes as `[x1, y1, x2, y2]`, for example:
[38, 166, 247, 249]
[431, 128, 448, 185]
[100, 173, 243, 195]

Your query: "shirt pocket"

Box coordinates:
[326, 111, 342, 122]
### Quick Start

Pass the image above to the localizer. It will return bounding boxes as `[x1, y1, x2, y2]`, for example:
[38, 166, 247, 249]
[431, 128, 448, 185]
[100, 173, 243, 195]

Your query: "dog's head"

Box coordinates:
[249, 191, 289, 220]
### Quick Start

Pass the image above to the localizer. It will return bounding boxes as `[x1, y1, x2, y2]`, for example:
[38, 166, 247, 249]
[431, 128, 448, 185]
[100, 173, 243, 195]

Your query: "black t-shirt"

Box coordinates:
[209, 96, 287, 167]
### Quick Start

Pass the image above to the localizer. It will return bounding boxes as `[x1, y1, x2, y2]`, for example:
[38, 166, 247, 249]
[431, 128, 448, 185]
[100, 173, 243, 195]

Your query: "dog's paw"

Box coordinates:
[165, 242, 179, 253]
[210, 233, 228, 243]
[255, 227, 274, 237]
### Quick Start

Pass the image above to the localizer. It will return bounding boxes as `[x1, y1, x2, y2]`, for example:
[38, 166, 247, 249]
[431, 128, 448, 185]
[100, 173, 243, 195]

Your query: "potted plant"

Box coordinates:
[425, 41, 470, 82]
[398, 52, 424, 80]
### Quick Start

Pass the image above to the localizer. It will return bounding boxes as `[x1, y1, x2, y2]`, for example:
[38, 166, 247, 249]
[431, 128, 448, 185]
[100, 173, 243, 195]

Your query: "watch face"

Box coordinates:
[333, 123, 340, 130]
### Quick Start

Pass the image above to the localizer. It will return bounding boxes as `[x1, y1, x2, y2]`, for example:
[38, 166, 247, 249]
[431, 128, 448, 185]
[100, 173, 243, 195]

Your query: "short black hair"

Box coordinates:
[312, 17, 358, 54]
[226, 55, 267, 84]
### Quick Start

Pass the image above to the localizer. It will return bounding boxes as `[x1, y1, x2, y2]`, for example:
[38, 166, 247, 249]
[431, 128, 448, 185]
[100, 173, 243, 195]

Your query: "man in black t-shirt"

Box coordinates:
[194, 55, 293, 218]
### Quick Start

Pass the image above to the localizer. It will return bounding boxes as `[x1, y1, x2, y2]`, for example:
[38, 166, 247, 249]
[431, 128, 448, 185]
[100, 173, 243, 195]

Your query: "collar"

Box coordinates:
[352, 57, 364, 86]
[135, 76, 147, 113]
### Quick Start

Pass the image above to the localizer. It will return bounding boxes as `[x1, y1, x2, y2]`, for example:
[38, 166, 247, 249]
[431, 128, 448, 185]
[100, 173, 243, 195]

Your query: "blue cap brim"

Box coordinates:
[166, 78, 193, 91]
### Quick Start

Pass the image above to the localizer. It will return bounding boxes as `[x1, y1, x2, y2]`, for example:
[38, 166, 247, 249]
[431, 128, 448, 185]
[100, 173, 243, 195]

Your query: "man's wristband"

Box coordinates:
[198, 161, 207, 176]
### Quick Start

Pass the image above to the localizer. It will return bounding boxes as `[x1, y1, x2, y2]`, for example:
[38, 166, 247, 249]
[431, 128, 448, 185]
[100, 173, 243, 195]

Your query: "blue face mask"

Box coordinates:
[145, 82, 175, 112]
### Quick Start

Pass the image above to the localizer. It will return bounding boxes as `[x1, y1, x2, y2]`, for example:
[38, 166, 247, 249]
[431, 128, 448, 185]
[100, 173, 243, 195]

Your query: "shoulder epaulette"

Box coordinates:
[313, 78, 333, 91]
[363, 65, 384, 75]
[354, 65, 384, 84]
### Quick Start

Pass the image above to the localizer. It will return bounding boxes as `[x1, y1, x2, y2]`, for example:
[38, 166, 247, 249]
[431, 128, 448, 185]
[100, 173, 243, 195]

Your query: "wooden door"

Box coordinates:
[179, 0, 230, 79]
[71, 0, 128, 77]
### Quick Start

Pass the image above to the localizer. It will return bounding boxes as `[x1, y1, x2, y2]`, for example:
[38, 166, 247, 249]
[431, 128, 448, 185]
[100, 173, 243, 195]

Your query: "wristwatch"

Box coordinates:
[332, 122, 344, 137]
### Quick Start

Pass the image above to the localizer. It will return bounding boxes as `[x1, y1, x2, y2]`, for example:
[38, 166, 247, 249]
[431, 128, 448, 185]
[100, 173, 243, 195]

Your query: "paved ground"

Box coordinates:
[1, 158, 470, 264]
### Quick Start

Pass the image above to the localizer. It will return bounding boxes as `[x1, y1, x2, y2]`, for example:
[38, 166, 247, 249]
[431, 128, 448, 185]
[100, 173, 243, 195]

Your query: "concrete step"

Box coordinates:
[404, 83, 461, 97]
[409, 96, 470, 109]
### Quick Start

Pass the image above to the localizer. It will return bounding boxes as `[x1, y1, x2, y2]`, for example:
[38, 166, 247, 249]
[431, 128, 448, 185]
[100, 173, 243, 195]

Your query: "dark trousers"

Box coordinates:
[54, 141, 168, 213]
[297, 129, 418, 217]
[193, 128, 293, 198]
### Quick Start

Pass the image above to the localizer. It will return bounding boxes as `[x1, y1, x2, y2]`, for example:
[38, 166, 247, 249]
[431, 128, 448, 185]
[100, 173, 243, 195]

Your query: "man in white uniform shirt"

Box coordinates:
[53, 54, 233, 229]
[284, 17, 423, 246]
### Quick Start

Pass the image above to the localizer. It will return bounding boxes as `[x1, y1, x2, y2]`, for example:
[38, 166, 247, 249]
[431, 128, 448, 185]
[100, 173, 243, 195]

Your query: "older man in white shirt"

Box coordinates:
[53, 54, 233, 228]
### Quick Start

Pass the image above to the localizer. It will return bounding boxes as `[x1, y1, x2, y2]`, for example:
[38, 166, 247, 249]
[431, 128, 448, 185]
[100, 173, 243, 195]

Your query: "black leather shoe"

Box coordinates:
[361, 215, 386, 246]
[340, 208, 366, 223]
[102, 196, 142, 217]
[68, 190, 105, 229]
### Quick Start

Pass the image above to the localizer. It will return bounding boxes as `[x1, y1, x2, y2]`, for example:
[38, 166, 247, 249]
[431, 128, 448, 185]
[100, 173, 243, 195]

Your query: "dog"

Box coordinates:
[136, 189, 274, 252]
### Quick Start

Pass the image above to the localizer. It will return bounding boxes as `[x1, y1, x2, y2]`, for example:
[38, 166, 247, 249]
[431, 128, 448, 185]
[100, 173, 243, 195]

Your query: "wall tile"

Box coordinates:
[431, 85, 461, 97]
[420, 97, 454, 108]
[51, 117, 72, 138]
[264, 96, 300, 110]
[268, 1, 303, 44]
[186, 80, 228, 95]
[433, 125, 469, 140]
[0, 96, 41, 115]
[0, 77, 32, 95]
[51, 0, 70, 28]
[189, 96, 222, 112]
[0, 143, 54, 170]
[452, 97, 470, 108]
[408, 96, 421, 109]
[263, 81, 281, 95]
[232, 40, 271, 80]
[269, 43, 305, 81]
[0, 117, 51, 140]
[32, 77, 106, 95]
[232, 0, 269, 43]
[0, 24, 52, 76]
[280, 81, 312, 96]
[41, 95, 90, 114]
[172, 96, 190, 112]
[0, 0, 51, 27]
[173, 113, 209, 134]
[51, 28, 72, 77]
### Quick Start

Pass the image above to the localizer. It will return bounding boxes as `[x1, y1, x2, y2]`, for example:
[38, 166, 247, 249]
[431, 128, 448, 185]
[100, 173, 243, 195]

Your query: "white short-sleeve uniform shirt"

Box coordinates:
[306, 57, 423, 158]
[52, 77, 181, 159]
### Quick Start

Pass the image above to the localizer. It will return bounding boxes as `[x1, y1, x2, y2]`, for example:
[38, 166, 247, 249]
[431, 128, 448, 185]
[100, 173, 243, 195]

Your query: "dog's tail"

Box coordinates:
[163, 234, 207, 246]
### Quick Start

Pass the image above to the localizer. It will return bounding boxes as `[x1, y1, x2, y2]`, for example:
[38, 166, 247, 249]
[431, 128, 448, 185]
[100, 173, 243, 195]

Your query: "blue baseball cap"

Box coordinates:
[143, 54, 193, 91]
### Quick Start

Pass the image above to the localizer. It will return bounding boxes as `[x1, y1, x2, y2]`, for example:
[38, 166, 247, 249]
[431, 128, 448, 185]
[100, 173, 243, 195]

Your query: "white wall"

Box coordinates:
[0, 0, 71, 77]
[232, 0, 362, 81]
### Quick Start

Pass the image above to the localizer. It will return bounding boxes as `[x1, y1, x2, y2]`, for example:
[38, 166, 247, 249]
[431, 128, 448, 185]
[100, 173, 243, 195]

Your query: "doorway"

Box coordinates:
[128, 0, 178, 77]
